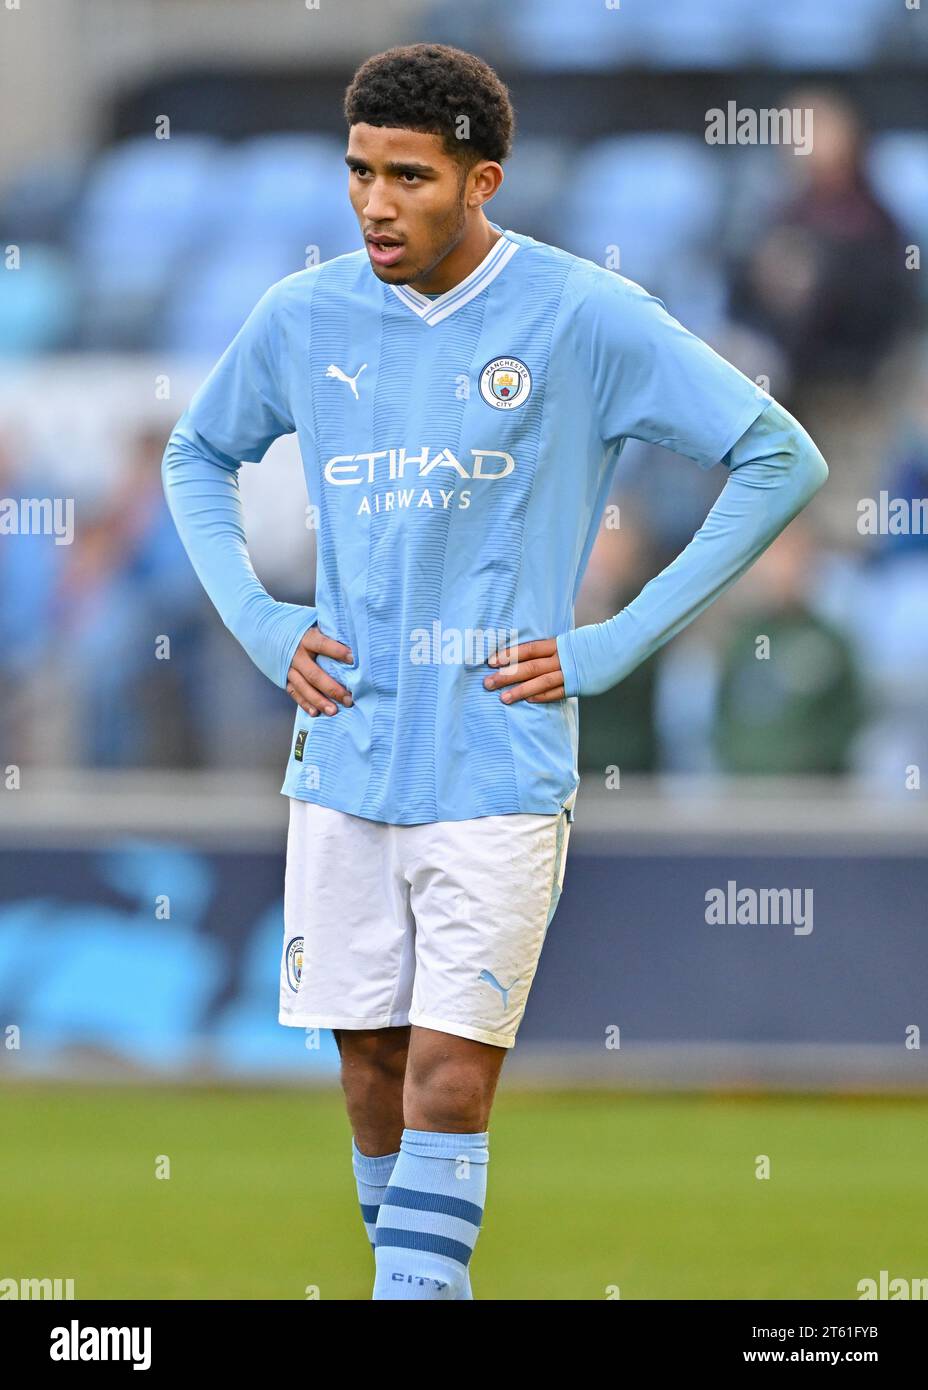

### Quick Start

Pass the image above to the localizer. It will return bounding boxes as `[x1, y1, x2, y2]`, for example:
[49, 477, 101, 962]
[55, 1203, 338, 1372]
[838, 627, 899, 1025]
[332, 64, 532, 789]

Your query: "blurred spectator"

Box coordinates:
[876, 347, 928, 558]
[730, 89, 911, 388]
[0, 437, 66, 763]
[52, 428, 208, 766]
[830, 352, 928, 782]
[712, 522, 865, 773]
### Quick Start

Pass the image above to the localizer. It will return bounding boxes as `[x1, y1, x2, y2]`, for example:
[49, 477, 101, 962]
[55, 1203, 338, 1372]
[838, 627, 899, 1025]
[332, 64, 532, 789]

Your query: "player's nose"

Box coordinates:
[362, 179, 398, 223]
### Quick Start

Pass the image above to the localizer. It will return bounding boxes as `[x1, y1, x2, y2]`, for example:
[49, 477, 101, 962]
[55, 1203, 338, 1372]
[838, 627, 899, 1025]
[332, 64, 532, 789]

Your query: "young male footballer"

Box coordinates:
[163, 44, 828, 1299]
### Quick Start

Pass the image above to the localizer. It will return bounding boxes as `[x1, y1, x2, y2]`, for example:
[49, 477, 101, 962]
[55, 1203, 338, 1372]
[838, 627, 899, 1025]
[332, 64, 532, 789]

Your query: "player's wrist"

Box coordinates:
[274, 604, 320, 689]
[235, 599, 319, 689]
[554, 631, 581, 699]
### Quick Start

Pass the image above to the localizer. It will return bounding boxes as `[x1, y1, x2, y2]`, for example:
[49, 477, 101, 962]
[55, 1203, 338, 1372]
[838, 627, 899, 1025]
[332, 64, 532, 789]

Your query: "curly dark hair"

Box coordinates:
[344, 44, 515, 167]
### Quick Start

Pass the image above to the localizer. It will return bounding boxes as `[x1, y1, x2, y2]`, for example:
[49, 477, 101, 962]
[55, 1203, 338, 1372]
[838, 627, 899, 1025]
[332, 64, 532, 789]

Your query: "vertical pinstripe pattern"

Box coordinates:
[300, 254, 371, 802]
[292, 242, 575, 821]
[358, 291, 470, 819]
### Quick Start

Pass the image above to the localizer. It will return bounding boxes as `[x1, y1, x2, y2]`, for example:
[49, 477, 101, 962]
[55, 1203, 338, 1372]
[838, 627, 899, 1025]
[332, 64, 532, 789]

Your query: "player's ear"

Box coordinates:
[469, 160, 504, 207]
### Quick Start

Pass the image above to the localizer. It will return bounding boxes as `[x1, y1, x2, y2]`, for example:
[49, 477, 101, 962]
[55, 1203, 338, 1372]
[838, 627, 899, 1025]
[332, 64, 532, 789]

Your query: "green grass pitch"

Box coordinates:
[2, 1085, 925, 1300]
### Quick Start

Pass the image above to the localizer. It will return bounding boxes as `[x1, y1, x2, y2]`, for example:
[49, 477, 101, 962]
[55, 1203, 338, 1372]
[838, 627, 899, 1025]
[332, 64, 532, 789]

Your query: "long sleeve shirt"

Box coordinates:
[162, 227, 827, 824]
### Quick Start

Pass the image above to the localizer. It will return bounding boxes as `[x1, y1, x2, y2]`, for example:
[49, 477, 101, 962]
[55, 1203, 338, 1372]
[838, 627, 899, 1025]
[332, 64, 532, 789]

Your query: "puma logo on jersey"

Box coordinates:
[325, 362, 368, 399]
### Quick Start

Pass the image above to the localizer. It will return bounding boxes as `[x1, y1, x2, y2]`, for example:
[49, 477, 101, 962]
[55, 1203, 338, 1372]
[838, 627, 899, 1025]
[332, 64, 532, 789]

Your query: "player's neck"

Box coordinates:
[409, 217, 502, 296]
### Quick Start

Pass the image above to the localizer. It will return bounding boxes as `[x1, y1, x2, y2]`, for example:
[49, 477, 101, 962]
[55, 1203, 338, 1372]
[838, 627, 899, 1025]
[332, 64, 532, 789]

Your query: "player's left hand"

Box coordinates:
[483, 637, 565, 704]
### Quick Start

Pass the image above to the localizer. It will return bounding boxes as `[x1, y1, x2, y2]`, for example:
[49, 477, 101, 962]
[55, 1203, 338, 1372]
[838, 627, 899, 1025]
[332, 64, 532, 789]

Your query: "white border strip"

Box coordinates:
[389, 233, 519, 326]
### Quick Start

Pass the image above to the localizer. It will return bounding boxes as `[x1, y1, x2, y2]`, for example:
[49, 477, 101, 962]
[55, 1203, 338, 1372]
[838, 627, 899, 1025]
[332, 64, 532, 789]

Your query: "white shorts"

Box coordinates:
[278, 794, 574, 1049]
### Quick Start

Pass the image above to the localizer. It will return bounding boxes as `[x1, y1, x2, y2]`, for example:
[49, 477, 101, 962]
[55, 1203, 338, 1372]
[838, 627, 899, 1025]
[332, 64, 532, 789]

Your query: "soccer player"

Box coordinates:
[162, 44, 828, 1300]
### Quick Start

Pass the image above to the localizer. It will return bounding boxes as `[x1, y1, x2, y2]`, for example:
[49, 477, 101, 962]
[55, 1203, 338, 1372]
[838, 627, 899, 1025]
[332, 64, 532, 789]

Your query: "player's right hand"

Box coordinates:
[286, 624, 354, 717]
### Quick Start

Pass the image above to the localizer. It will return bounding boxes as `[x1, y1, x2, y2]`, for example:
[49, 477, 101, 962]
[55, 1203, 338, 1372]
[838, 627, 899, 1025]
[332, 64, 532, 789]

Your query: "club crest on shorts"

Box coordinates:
[285, 936, 304, 992]
[479, 356, 532, 410]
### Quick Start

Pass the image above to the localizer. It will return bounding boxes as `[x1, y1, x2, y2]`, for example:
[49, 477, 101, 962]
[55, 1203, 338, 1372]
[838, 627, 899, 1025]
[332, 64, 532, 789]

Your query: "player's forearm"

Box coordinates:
[161, 419, 317, 688]
[555, 401, 829, 698]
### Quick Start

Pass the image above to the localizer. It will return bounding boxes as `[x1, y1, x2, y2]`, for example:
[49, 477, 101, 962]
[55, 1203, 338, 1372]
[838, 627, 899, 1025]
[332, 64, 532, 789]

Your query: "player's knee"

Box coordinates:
[404, 1056, 493, 1132]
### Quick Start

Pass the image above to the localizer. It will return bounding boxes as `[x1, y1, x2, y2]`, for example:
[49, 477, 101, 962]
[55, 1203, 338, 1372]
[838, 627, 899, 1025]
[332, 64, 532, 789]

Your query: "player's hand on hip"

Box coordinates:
[483, 637, 565, 704]
[287, 624, 354, 717]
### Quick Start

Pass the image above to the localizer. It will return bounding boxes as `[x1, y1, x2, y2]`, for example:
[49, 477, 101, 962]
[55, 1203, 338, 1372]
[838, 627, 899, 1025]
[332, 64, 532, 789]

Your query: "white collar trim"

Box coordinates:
[388, 230, 519, 326]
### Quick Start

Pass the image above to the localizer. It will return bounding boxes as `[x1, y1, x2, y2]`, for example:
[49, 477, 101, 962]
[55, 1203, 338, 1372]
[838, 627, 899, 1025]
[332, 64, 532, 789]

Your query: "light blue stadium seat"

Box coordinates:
[624, 0, 760, 68]
[495, 0, 642, 69]
[71, 135, 219, 345]
[867, 132, 928, 249]
[758, 0, 894, 67]
[203, 134, 360, 262]
[158, 240, 303, 355]
[159, 135, 368, 352]
[561, 135, 725, 288]
[156, 133, 362, 352]
[0, 157, 86, 245]
[488, 136, 575, 242]
[0, 244, 78, 354]
[429, 0, 893, 69]
[430, 0, 754, 68]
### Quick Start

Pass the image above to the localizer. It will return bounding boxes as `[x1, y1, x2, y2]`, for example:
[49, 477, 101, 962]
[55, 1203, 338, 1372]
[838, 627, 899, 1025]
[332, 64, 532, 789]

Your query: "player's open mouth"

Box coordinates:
[366, 235, 405, 267]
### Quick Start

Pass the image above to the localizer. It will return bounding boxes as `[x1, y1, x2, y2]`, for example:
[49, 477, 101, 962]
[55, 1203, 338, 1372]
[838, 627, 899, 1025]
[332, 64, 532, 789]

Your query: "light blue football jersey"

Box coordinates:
[168, 224, 770, 825]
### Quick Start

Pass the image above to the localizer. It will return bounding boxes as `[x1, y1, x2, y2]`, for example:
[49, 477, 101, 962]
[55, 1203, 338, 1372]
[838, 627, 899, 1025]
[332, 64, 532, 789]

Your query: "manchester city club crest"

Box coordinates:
[285, 936, 304, 992]
[479, 356, 532, 410]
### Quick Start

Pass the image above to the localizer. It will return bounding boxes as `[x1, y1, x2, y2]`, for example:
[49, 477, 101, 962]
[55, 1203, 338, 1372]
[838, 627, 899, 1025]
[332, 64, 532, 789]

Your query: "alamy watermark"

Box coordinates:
[705, 102, 812, 156]
[0, 496, 74, 545]
[857, 491, 928, 536]
[0, 1275, 75, 1299]
[409, 624, 519, 666]
[705, 880, 813, 935]
[49, 1320, 151, 1369]
[857, 1270, 928, 1299]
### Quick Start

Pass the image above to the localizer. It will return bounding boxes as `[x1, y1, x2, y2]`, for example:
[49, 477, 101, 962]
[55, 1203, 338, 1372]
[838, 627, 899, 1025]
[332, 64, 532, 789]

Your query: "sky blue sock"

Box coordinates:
[372, 1128, 488, 1300]
[352, 1137, 474, 1299]
[352, 1139, 399, 1252]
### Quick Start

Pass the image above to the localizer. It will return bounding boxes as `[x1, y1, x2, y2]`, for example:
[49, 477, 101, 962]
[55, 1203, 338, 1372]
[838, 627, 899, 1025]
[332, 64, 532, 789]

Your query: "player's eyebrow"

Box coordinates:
[344, 155, 437, 176]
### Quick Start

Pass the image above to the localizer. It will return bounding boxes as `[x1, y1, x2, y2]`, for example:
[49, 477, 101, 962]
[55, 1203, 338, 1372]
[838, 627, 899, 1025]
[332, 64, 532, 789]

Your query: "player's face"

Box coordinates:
[346, 124, 472, 286]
